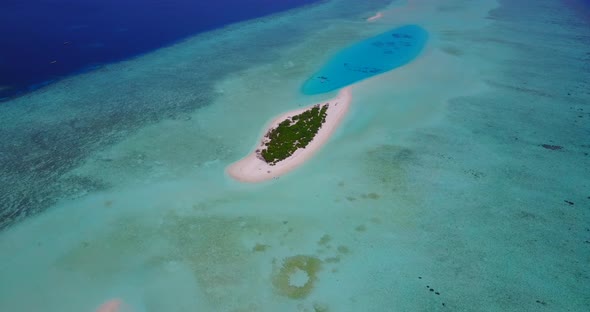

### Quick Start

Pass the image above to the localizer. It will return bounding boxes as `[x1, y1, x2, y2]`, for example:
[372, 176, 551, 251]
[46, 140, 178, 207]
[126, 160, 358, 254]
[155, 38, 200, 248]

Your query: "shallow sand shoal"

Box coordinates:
[367, 12, 383, 22]
[227, 87, 352, 182]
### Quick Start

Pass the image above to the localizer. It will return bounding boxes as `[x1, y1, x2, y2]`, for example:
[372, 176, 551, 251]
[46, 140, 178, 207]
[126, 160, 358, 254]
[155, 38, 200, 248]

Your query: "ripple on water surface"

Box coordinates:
[301, 24, 428, 94]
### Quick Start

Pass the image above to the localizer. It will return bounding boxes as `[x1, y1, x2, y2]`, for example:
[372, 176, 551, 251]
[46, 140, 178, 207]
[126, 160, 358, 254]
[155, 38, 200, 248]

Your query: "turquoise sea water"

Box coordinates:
[302, 24, 428, 94]
[1, 0, 589, 311]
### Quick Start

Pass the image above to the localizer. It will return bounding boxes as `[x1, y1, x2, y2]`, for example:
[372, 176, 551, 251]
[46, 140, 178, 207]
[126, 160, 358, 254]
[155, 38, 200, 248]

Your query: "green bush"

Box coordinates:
[260, 104, 329, 165]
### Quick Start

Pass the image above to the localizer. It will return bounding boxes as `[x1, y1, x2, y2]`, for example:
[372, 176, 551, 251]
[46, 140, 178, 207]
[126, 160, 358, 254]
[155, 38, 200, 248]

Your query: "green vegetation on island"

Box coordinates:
[259, 104, 329, 165]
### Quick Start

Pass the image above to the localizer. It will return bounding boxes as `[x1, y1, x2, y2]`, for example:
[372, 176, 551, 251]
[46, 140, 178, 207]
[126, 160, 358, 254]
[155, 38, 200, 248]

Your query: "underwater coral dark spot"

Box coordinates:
[541, 144, 562, 150]
[272, 255, 322, 299]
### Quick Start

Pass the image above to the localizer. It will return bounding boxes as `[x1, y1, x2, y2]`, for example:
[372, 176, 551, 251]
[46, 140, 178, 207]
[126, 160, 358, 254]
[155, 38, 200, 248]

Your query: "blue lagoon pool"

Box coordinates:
[302, 25, 428, 94]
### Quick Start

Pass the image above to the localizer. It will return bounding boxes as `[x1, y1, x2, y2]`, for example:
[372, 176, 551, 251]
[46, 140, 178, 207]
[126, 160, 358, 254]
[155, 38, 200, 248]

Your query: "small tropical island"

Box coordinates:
[227, 25, 428, 183]
[259, 104, 328, 165]
[227, 88, 351, 182]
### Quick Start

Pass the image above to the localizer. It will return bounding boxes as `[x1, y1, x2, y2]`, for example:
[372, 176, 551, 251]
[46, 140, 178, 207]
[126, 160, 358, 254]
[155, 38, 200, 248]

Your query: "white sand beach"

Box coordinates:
[227, 87, 352, 182]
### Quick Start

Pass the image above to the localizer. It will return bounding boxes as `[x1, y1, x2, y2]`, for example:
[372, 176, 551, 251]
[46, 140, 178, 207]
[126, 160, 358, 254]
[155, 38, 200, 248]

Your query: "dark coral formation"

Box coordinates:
[541, 144, 563, 150]
[272, 255, 321, 299]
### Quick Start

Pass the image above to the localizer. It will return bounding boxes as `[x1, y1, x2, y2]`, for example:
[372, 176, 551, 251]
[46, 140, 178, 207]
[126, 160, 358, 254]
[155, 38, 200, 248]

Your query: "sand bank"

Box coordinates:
[367, 12, 383, 22]
[95, 299, 122, 312]
[227, 87, 352, 182]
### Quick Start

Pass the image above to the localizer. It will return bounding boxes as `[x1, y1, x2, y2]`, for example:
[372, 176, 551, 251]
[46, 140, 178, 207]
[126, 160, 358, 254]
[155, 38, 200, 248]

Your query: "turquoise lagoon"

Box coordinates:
[302, 25, 428, 94]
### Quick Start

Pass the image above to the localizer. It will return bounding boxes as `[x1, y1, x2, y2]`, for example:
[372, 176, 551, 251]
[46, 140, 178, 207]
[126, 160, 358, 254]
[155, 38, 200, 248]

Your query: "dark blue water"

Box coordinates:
[301, 25, 428, 95]
[565, 0, 590, 20]
[0, 0, 321, 100]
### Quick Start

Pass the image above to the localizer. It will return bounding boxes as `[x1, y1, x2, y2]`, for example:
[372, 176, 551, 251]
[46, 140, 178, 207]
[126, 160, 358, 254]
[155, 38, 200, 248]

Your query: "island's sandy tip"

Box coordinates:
[95, 299, 122, 312]
[367, 12, 383, 22]
[227, 87, 352, 183]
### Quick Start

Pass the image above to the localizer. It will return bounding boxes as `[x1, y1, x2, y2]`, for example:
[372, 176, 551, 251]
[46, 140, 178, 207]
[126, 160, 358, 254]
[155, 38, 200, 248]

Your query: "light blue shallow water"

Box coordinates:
[301, 24, 428, 95]
[1, 0, 589, 311]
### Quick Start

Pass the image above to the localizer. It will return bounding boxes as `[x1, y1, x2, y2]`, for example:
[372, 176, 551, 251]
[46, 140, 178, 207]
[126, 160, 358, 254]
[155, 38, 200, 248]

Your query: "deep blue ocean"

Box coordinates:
[0, 0, 321, 100]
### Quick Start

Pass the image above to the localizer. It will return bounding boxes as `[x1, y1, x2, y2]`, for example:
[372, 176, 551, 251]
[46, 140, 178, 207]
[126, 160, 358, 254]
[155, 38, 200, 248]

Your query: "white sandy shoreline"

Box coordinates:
[227, 87, 352, 183]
